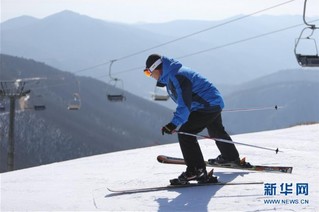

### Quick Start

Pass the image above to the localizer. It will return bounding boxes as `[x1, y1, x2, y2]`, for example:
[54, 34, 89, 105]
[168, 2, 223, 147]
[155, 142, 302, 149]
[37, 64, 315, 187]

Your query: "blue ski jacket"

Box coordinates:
[157, 56, 225, 127]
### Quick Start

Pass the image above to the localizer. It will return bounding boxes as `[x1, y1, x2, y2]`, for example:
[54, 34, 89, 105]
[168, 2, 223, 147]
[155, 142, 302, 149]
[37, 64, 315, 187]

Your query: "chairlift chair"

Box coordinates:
[295, 54, 319, 67]
[107, 78, 126, 102]
[33, 94, 46, 111]
[106, 60, 126, 102]
[294, 28, 319, 67]
[21, 93, 46, 110]
[294, 0, 319, 67]
[67, 80, 81, 110]
[68, 93, 81, 110]
[34, 105, 46, 110]
[152, 86, 169, 101]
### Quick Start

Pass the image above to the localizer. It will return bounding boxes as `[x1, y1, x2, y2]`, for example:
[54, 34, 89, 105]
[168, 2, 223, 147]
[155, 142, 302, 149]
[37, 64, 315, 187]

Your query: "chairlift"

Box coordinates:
[68, 93, 81, 110]
[67, 80, 81, 110]
[106, 60, 126, 102]
[29, 79, 46, 111]
[294, 0, 319, 67]
[107, 78, 126, 101]
[33, 94, 46, 111]
[20, 93, 45, 111]
[151, 85, 169, 101]
[34, 105, 46, 110]
[33, 94, 46, 110]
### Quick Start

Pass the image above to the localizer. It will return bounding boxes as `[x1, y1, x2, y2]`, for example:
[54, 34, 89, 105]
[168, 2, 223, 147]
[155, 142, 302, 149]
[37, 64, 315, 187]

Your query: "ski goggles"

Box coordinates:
[143, 58, 162, 77]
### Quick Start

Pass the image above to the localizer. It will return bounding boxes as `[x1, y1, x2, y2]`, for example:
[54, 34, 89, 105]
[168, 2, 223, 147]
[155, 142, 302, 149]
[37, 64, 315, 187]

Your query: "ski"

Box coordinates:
[157, 155, 293, 174]
[107, 181, 263, 194]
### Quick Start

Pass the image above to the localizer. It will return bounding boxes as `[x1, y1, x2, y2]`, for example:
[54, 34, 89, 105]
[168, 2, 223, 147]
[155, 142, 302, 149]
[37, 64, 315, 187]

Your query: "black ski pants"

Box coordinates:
[178, 110, 239, 172]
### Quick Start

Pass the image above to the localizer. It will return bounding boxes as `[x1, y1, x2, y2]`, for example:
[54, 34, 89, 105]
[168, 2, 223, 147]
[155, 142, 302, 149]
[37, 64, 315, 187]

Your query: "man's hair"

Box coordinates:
[146, 54, 162, 70]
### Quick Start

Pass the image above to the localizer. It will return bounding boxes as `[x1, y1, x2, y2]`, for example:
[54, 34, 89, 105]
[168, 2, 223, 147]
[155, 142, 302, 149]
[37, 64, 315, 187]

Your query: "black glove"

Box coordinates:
[161, 123, 177, 135]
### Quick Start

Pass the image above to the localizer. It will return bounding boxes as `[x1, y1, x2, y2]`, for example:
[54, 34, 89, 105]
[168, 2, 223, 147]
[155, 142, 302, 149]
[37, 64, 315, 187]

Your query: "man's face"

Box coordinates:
[151, 69, 161, 81]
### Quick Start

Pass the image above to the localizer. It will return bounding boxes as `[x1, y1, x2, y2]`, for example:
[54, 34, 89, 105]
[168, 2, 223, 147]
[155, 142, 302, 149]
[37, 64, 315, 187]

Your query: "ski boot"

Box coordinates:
[170, 168, 218, 185]
[208, 155, 241, 167]
[208, 155, 253, 168]
[197, 168, 218, 184]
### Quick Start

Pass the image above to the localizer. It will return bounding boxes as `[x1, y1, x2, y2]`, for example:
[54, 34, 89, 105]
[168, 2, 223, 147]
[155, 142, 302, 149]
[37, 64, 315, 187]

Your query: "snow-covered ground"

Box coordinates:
[1, 124, 318, 211]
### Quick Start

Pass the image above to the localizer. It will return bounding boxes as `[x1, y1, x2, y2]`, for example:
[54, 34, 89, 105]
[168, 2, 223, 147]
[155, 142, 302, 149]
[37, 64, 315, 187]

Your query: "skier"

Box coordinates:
[144, 54, 241, 184]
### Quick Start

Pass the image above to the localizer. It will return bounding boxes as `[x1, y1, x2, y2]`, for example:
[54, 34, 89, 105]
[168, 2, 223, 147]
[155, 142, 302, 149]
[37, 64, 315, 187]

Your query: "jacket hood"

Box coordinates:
[158, 56, 182, 85]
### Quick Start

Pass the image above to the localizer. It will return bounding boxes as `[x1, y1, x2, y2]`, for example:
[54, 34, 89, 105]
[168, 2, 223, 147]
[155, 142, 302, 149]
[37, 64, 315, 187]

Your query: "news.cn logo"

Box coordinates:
[263, 183, 309, 205]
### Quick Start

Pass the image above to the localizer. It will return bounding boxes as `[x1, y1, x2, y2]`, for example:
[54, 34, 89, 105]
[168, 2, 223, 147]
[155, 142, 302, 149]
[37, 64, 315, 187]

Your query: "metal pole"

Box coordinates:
[176, 131, 281, 154]
[7, 96, 15, 171]
[223, 105, 283, 113]
[1, 80, 32, 172]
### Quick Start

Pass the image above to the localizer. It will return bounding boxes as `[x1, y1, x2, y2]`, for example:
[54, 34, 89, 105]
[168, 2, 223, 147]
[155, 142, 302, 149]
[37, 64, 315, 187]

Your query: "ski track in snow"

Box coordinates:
[1, 124, 319, 211]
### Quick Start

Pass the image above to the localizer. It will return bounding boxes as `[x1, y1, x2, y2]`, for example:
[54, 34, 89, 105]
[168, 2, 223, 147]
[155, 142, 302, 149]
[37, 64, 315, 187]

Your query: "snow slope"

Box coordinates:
[1, 124, 318, 211]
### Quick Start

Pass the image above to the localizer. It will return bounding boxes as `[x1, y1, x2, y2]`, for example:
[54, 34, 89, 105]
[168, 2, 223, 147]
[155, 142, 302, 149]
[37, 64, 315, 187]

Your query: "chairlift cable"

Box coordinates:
[19, 0, 289, 95]
[111, 0, 297, 62]
[75, 61, 112, 74]
[15, 0, 310, 90]
[3, 1, 302, 99]
[70, 0, 297, 75]
[178, 19, 319, 60]
[102, 19, 319, 77]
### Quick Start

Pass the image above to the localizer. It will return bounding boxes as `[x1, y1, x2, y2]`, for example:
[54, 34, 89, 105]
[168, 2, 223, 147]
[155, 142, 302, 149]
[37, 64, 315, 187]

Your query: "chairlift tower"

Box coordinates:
[0, 81, 30, 171]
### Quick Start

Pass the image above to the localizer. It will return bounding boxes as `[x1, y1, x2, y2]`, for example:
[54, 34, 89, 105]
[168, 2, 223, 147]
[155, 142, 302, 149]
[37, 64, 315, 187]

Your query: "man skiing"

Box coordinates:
[144, 54, 241, 184]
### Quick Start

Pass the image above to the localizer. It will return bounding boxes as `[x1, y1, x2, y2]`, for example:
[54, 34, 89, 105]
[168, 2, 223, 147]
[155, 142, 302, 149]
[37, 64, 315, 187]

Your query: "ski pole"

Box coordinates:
[175, 131, 281, 154]
[223, 105, 284, 113]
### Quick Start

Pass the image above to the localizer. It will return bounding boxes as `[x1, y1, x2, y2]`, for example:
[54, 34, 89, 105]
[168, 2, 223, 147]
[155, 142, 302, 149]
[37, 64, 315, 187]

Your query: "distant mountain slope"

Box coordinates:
[0, 54, 173, 172]
[0, 15, 39, 30]
[223, 69, 319, 133]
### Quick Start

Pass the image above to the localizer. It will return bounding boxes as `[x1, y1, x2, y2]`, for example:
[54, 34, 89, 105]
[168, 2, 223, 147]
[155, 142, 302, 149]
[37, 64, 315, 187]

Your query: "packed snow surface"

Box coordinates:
[1, 124, 318, 211]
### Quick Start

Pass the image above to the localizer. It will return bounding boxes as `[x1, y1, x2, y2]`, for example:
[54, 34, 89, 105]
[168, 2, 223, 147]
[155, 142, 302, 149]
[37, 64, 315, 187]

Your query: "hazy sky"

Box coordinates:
[1, 0, 318, 23]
